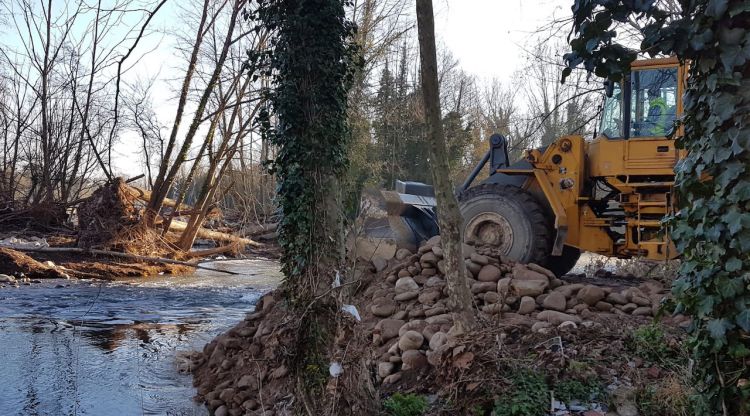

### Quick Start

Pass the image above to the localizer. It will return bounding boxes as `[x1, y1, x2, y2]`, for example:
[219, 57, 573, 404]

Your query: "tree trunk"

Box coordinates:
[415, 0, 474, 329]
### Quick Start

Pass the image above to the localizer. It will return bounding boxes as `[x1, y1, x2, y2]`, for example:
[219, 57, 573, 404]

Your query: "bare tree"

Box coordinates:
[416, 0, 474, 329]
[0, 0, 169, 217]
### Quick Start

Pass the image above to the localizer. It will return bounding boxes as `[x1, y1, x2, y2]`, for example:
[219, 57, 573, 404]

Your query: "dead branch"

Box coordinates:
[13, 246, 240, 275]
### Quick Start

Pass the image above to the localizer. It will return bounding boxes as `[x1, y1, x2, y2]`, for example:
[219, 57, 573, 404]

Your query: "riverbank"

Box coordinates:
[190, 239, 692, 416]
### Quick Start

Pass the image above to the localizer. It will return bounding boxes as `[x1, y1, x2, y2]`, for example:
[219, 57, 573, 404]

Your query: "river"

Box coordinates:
[0, 259, 282, 416]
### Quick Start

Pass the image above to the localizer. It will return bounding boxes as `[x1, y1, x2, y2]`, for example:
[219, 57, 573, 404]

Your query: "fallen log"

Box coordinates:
[124, 185, 221, 218]
[187, 244, 239, 258]
[14, 247, 240, 275]
[242, 222, 278, 237]
[122, 185, 191, 210]
[114, 182, 260, 247]
[166, 220, 261, 247]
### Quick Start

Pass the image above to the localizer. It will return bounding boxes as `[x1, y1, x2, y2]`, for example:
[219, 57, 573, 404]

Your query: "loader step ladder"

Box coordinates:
[633, 191, 672, 253]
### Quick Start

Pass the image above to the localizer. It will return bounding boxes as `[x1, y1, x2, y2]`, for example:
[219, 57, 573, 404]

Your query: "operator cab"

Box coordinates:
[599, 60, 680, 140]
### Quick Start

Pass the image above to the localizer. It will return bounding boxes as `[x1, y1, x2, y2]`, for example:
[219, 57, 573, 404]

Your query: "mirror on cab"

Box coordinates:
[603, 79, 615, 98]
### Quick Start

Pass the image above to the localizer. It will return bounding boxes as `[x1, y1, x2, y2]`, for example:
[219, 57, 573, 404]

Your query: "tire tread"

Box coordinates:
[458, 184, 553, 266]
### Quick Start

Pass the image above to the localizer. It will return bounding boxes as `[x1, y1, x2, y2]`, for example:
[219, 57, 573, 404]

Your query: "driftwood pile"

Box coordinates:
[75, 178, 260, 259]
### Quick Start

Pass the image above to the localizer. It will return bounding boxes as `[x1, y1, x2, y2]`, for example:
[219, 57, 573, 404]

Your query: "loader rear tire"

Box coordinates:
[458, 184, 552, 266]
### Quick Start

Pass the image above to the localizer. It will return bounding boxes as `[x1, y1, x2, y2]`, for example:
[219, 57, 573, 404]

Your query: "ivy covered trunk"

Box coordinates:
[254, 0, 370, 413]
[415, 0, 475, 329]
[564, 0, 750, 413]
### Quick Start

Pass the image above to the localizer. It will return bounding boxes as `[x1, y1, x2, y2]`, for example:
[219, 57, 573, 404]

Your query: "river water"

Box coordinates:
[0, 259, 282, 416]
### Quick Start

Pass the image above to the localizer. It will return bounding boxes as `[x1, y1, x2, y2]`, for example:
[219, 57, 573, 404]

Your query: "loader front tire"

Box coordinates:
[458, 184, 552, 266]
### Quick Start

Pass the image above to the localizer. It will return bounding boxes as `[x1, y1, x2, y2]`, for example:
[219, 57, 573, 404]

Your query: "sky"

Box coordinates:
[1, 0, 575, 175]
[434, 0, 571, 81]
[111, 0, 575, 174]
[104, 0, 577, 174]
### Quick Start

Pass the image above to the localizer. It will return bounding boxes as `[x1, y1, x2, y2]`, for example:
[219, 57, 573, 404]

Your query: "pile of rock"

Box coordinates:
[190, 293, 296, 416]
[363, 237, 668, 384]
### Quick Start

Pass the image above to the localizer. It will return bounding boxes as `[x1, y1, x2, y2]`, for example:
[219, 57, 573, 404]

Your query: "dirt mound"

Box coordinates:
[0, 247, 69, 279]
[190, 237, 690, 415]
[189, 292, 374, 416]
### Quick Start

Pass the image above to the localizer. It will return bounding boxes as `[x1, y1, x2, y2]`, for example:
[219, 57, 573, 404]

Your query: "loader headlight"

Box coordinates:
[560, 178, 574, 189]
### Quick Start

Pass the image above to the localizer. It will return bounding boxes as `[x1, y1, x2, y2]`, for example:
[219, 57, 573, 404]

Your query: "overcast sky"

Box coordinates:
[434, 0, 571, 81]
[1, 0, 573, 174]
[105, 0, 575, 174]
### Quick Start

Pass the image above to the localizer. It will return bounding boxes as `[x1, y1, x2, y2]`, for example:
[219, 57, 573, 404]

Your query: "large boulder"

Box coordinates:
[375, 319, 405, 343]
[371, 299, 397, 317]
[477, 264, 503, 282]
[512, 263, 550, 283]
[401, 350, 428, 370]
[511, 279, 548, 297]
[542, 291, 567, 312]
[510, 264, 549, 296]
[537, 310, 582, 325]
[371, 256, 388, 272]
[429, 332, 448, 350]
[471, 281, 497, 294]
[420, 252, 439, 266]
[497, 278, 511, 295]
[577, 285, 606, 306]
[399, 320, 427, 337]
[517, 296, 536, 315]
[395, 248, 413, 261]
[398, 331, 425, 351]
[395, 277, 419, 294]
[378, 361, 395, 378]
[469, 253, 490, 266]
[606, 292, 628, 305]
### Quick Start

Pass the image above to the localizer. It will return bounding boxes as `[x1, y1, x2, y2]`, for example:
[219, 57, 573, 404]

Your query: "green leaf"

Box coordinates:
[706, 0, 729, 18]
[729, 342, 750, 358]
[726, 257, 743, 272]
[736, 310, 750, 332]
[729, 2, 750, 17]
[707, 318, 733, 339]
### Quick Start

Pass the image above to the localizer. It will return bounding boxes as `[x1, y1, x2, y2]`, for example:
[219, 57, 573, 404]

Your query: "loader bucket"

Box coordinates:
[349, 182, 438, 261]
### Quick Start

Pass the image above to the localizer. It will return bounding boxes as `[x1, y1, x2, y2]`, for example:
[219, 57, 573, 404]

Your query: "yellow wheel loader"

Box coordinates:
[361, 57, 683, 276]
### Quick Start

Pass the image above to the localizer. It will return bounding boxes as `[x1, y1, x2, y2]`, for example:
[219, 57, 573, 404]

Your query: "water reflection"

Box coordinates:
[0, 259, 281, 416]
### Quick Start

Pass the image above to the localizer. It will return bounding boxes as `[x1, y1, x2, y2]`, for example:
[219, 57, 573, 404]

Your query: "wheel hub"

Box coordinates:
[464, 212, 513, 254]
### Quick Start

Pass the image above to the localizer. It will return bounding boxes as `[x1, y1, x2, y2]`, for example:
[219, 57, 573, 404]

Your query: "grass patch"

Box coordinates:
[383, 393, 428, 416]
[554, 378, 603, 405]
[635, 375, 697, 416]
[626, 323, 675, 363]
[493, 370, 548, 416]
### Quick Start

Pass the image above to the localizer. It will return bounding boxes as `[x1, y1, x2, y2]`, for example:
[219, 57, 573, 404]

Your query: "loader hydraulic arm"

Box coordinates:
[460, 134, 510, 192]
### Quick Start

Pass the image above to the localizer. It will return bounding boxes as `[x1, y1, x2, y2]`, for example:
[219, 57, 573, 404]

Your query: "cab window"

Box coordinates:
[599, 83, 623, 139]
[629, 68, 678, 137]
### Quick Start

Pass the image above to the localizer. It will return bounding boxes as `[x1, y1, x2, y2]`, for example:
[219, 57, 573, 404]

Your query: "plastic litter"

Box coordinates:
[341, 304, 361, 321]
[0, 236, 50, 249]
[329, 362, 343, 378]
[332, 270, 341, 288]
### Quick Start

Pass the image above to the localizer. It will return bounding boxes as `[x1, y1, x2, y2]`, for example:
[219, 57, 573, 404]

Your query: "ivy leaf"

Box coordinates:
[736, 310, 750, 332]
[707, 318, 733, 339]
[706, 0, 729, 18]
[729, 2, 750, 17]
[729, 342, 750, 358]
[698, 295, 716, 316]
[726, 257, 743, 272]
